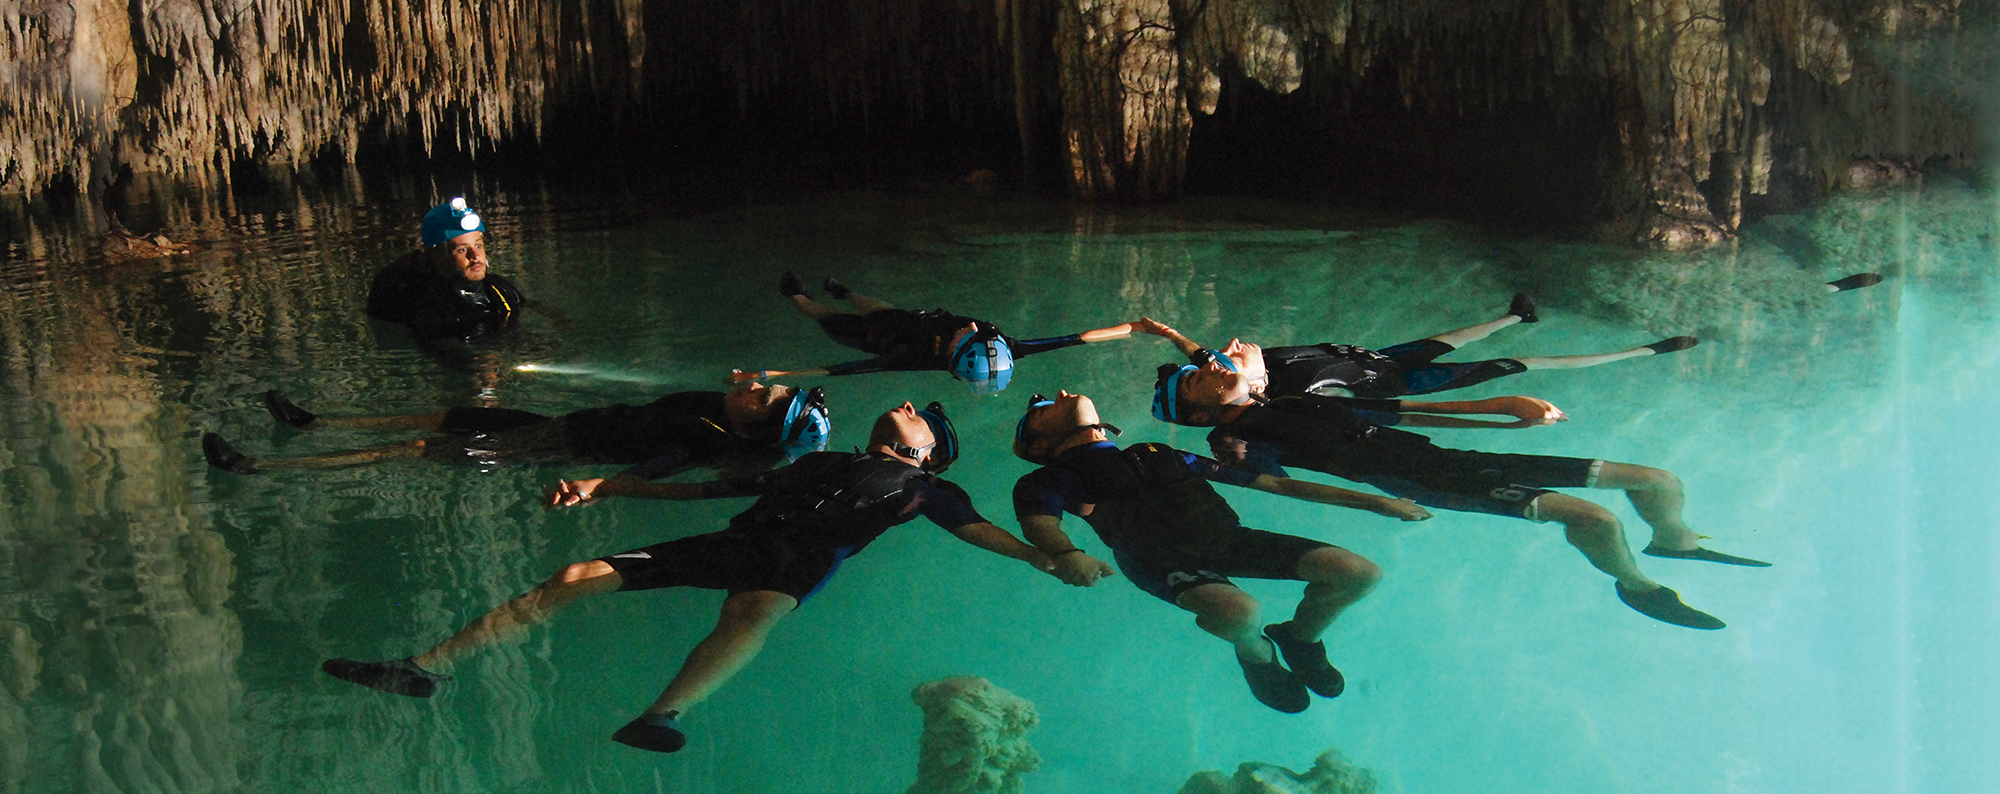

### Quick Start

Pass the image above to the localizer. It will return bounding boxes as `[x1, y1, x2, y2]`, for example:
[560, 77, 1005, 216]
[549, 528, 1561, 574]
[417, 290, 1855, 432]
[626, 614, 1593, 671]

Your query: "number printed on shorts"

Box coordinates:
[1489, 486, 1530, 503]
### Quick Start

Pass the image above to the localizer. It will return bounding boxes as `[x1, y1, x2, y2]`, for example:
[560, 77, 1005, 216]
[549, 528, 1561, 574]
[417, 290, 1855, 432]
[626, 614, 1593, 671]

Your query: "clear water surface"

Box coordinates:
[2, 176, 1996, 793]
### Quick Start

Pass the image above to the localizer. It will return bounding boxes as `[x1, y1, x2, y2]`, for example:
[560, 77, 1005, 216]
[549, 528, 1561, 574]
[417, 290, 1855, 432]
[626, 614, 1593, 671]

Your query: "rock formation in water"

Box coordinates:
[2, 1, 1988, 244]
[1177, 748, 1379, 794]
[907, 676, 1041, 794]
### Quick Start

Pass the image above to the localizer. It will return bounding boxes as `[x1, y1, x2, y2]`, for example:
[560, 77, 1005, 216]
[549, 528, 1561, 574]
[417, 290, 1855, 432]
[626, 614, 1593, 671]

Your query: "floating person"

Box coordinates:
[366, 197, 571, 341]
[1153, 359, 1768, 630]
[1136, 295, 1697, 400]
[730, 273, 1151, 395]
[320, 401, 1058, 754]
[1009, 390, 1430, 713]
[201, 382, 828, 478]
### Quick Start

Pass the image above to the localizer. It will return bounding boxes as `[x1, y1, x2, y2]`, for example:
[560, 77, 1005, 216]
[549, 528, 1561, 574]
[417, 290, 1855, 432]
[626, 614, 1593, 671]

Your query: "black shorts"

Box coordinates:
[440, 406, 553, 434]
[1111, 528, 1334, 605]
[598, 530, 852, 604]
[816, 309, 919, 355]
[1365, 339, 1525, 398]
[1350, 449, 1600, 522]
[420, 416, 581, 465]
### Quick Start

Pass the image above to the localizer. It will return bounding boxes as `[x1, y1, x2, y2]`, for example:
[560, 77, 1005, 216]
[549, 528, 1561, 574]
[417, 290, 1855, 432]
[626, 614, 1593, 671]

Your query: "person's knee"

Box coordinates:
[718, 590, 797, 630]
[553, 560, 616, 587]
[1183, 588, 1261, 632]
[1549, 498, 1620, 543]
[1299, 548, 1381, 589]
[1600, 462, 1679, 492]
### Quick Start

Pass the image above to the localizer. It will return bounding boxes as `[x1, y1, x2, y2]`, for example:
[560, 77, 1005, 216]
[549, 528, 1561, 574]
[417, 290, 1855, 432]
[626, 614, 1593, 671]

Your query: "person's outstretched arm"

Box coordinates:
[945, 522, 1060, 575]
[545, 475, 709, 507]
[1130, 317, 1205, 355]
[1393, 396, 1567, 429]
[1018, 515, 1116, 586]
[1244, 474, 1432, 521]
[728, 367, 832, 383]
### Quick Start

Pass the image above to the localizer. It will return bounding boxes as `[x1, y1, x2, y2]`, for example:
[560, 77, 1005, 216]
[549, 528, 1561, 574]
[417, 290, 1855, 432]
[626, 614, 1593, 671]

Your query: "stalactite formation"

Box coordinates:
[1, 0, 1987, 245]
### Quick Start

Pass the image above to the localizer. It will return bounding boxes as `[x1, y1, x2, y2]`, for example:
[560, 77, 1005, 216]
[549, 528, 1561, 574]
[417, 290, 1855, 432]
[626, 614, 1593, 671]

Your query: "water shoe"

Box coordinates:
[263, 390, 318, 428]
[201, 433, 259, 474]
[1238, 640, 1309, 713]
[823, 277, 850, 300]
[321, 657, 447, 698]
[779, 271, 808, 298]
[612, 711, 688, 753]
[1265, 622, 1345, 698]
[1826, 272, 1884, 292]
[1508, 293, 1538, 323]
[1643, 336, 1698, 354]
[1616, 582, 1725, 630]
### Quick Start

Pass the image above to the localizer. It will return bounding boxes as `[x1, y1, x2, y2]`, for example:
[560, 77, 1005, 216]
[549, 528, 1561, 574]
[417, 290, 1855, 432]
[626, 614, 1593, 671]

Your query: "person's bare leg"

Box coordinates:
[1283, 547, 1382, 640]
[253, 439, 430, 470]
[1533, 494, 1657, 590]
[644, 590, 797, 716]
[1513, 349, 1654, 370]
[1176, 584, 1271, 662]
[842, 291, 894, 315]
[1592, 462, 1700, 550]
[788, 293, 840, 321]
[313, 410, 453, 432]
[415, 560, 625, 671]
[1426, 314, 1522, 349]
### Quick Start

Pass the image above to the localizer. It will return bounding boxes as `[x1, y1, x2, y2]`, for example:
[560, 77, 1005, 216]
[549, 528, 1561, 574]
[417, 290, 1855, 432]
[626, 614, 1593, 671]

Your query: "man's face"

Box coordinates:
[1219, 339, 1267, 390]
[433, 231, 488, 282]
[1022, 391, 1099, 450]
[884, 401, 938, 458]
[724, 382, 795, 430]
[1179, 358, 1252, 408]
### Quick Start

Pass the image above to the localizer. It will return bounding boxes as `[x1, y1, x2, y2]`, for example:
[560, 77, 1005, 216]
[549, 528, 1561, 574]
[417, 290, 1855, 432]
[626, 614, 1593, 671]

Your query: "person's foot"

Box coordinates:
[1643, 544, 1772, 567]
[822, 277, 850, 300]
[1508, 293, 1538, 323]
[321, 657, 448, 698]
[263, 390, 318, 429]
[1615, 582, 1725, 630]
[1238, 640, 1310, 713]
[1826, 272, 1884, 293]
[1643, 336, 1698, 354]
[611, 711, 688, 753]
[1265, 622, 1344, 698]
[779, 271, 808, 299]
[201, 432, 259, 474]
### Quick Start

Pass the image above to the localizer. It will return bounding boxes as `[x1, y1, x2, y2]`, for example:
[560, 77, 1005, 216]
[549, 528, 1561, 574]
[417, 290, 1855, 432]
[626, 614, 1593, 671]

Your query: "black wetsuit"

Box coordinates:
[599, 451, 987, 602]
[1216, 339, 1526, 399]
[816, 308, 1085, 376]
[366, 251, 526, 340]
[1211, 395, 1597, 521]
[431, 391, 772, 478]
[1013, 441, 1333, 603]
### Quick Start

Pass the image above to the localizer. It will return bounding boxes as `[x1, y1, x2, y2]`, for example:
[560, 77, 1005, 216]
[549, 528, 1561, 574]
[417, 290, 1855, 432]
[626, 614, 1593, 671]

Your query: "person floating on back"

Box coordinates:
[1009, 390, 1429, 713]
[1153, 357, 1768, 630]
[320, 401, 1057, 753]
[731, 272, 1150, 395]
[202, 382, 827, 482]
[1136, 294, 1695, 400]
[366, 197, 569, 341]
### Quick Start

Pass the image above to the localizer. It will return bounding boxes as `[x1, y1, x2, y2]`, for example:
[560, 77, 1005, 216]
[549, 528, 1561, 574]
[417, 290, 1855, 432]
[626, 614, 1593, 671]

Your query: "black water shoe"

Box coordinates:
[823, 277, 851, 300]
[201, 432, 258, 474]
[1615, 582, 1725, 630]
[1238, 642, 1309, 713]
[1508, 293, 1538, 323]
[263, 390, 318, 429]
[1826, 272, 1884, 292]
[1643, 336, 1699, 354]
[1265, 622, 1344, 698]
[779, 271, 808, 298]
[612, 711, 688, 753]
[322, 657, 447, 698]
[1643, 545, 1772, 567]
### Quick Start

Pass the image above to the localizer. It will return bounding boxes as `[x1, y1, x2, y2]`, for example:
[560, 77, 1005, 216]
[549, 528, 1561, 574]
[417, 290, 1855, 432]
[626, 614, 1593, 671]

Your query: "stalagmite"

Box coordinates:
[907, 676, 1040, 794]
[1177, 748, 1379, 794]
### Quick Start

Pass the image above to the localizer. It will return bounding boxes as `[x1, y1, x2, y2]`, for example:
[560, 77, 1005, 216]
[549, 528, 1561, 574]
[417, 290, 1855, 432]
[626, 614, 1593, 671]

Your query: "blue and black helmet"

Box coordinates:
[1152, 363, 1198, 423]
[421, 197, 485, 247]
[950, 329, 1014, 395]
[778, 386, 832, 460]
[914, 401, 960, 472]
[1196, 349, 1240, 373]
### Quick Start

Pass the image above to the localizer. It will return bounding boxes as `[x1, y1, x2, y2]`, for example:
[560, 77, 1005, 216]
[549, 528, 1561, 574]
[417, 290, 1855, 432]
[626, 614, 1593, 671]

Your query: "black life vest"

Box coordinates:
[1263, 344, 1397, 397]
[733, 452, 933, 548]
[1056, 443, 1241, 553]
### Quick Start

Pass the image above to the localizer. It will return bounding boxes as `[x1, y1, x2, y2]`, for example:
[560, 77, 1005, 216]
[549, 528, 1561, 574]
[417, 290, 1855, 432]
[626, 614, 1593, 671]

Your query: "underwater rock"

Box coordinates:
[1177, 748, 1378, 794]
[907, 676, 1040, 794]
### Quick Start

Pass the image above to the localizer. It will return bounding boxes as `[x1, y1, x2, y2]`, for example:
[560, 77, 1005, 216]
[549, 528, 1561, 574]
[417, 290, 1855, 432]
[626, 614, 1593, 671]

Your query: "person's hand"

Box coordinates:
[1374, 497, 1432, 521]
[546, 478, 608, 508]
[1049, 551, 1116, 586]
[727, 369, 767, 384]
[1487, 396, 1567, 426]
[1210, 436, 1249, 465]
[1134, 317, 1173, 337]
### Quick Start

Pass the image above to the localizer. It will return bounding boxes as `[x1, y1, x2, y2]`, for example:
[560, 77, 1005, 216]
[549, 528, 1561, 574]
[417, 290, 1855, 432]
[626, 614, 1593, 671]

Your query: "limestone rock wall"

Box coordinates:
[907, 676, 1040, 794]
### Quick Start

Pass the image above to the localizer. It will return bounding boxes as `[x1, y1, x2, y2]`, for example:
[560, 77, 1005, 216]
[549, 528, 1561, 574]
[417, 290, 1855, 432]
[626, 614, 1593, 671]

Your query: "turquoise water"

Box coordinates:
[3, 178, 1997, 793]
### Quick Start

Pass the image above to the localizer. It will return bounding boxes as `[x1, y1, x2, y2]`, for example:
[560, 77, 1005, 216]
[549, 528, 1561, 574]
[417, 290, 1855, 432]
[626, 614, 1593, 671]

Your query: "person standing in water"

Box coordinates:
[1153, 357, 1767, 630]
[730, 272, 1150, 395]
[320, 401, 1059, 754]
[1009, 390, 1429, 713]
[367, 197, 569, 340]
